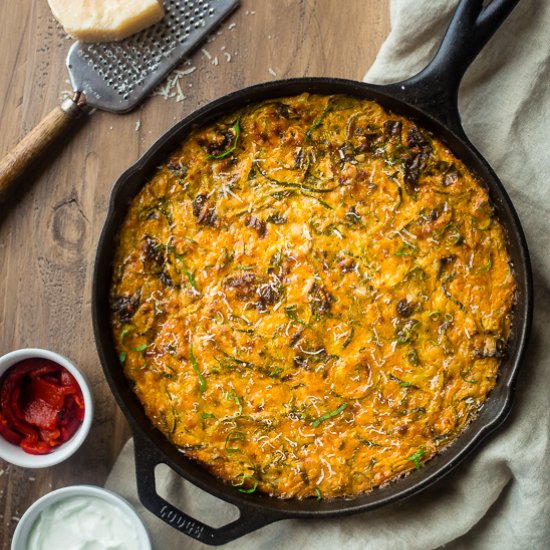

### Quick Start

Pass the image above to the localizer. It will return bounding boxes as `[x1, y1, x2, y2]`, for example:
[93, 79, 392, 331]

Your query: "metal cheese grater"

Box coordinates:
[67, 0, 239, 112]
[0, 0, 239, 201]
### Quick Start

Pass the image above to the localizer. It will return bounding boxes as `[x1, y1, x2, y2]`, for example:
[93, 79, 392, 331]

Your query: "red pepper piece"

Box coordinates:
[0, 368, 26, 411]
[20, 376, 73, 428]
[59, 369, 79, 387]
[22, 398, 59, 431]
[2, 389, 40, 441]
[40, 427, 62, 447]
[70, 389, 85, 421]
[20, 438, 52, 455]
[73, 392, 85, 419]
[60, 416, 81, 441]
[27, 359, 60, 379]
[59, 395, 84, 441]
[8, 384, 24, 419]
[0, 413, 23, 445]
[30, 376, 73, 408]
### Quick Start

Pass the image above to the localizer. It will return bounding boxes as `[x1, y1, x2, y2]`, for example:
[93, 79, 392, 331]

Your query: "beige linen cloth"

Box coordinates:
[106, 1, 550, 548]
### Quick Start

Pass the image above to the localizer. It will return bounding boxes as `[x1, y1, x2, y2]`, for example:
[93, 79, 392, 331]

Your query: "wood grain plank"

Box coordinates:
[0, 1, 390, 547]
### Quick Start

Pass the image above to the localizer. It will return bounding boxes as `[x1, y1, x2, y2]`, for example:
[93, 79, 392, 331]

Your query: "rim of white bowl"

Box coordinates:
[11, 484, 151, 550]
[0, 348, 93, 468]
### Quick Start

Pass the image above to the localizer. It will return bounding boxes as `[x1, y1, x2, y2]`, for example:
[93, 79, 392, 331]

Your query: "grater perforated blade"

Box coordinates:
[66, 0, 239, 113]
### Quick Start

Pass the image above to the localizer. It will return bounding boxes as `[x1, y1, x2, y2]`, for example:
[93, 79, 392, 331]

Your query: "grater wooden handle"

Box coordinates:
[0, 93, 88, 204]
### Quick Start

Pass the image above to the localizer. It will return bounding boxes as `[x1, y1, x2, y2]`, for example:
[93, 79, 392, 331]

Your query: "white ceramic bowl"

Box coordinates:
[11, 485, 151, 550]
[0, 348, 93, 468]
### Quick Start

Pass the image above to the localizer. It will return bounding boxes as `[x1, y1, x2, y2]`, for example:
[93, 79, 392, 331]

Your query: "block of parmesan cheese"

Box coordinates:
[47, 0, 165, 43]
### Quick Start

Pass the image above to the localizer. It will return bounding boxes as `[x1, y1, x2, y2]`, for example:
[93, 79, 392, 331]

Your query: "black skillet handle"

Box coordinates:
[133, 431, 283, 546]
[380, 0, 520, 134]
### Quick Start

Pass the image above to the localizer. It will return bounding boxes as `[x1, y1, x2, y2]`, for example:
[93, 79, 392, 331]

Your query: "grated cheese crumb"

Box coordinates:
[174, 66, 197, 77]
[175, 80, 186, 102]
[152, 64, 196, 102]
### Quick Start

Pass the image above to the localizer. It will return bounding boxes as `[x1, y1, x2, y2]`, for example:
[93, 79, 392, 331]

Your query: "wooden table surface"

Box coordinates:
[0, 1, 390, 546]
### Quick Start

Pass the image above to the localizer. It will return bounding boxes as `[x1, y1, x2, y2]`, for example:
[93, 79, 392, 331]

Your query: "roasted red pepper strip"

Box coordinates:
[0, 413, 23, 445]
[22, 376, 74, 430]
[20, 438, 52, 455]
[0, 359, 85, 455]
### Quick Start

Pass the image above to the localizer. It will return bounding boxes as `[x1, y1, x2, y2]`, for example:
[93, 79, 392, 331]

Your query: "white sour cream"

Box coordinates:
[27, 495, 145, 550]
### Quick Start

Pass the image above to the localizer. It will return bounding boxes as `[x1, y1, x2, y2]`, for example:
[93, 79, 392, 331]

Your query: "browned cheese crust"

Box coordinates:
[111, 94, 516, 499]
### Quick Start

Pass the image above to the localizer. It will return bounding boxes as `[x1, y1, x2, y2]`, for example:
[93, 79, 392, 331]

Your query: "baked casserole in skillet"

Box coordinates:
[110, 93, 516, 499]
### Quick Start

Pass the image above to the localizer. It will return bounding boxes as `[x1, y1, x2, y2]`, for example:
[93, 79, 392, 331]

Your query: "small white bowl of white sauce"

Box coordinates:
[11, 485, 151, 550]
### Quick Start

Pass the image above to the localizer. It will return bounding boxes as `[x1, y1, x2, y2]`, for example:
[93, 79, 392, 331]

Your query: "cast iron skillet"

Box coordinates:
[93, 0, 532, 545]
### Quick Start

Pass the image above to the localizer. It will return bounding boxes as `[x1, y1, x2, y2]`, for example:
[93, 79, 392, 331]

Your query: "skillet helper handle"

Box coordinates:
[0, 92, 88, 203]
[133, 431, 282, 545]
[382, 0, 520, 131]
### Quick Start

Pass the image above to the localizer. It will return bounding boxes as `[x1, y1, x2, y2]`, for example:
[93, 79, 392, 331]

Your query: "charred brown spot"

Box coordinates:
[337, 256, 356, 273]
[224, 272, 258, 301]
[407, 126, 431, 152]
[257, 131, 269, 144]
[396, 299, 413, 318]
[192, 194, 207, 217]
[159, 271, 173, 287]
[257, 282, 281, 310]
[355, 129, 384, 153]
[309, 282, 334, 316]
[112, 291, 141, 323]
[192, 194, 217, 226]
[275, 102, 290, 118]
[384, 120, 402, 138]
[141, 236, 173, 287]
[202, 127, 235, 156]
[267, 213, 287, 225]
[247, 215, 267, 238]
[143, 235, 164, 266]
[396, 425, 408, 435]
[167, 160, 188, 179]
[403, 126, 432, 195]
[404, 154, 424, 195]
